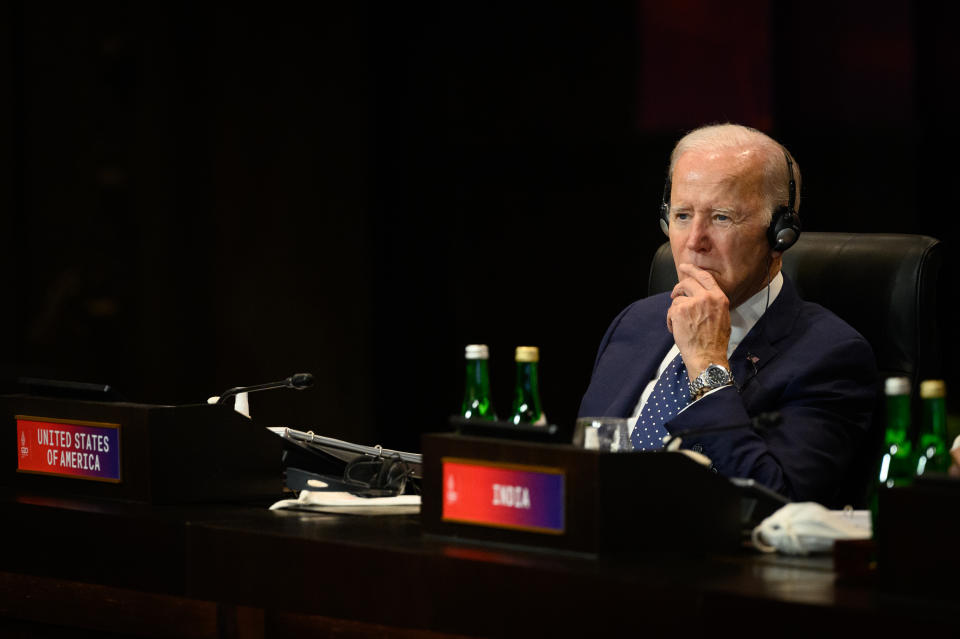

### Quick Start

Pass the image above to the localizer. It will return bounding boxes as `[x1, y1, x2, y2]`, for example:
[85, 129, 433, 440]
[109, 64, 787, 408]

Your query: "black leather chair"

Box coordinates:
[648, 232, 943, 506]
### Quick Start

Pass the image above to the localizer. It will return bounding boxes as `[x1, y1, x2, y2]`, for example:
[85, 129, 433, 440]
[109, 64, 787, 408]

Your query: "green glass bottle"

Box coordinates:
[878, 376, 914, 488]
[461, 344, 496, 421]
[916, 380, 948, 476]
[510, 346, 546, 426]
[870, 376, 914, 534]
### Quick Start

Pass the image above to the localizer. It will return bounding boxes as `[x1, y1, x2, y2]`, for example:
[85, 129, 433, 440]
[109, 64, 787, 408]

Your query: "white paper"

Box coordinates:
[270, 489, 420, 512]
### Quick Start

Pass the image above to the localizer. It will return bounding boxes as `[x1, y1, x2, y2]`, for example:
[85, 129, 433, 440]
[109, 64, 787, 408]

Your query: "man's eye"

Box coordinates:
[714, 214, 731, 223]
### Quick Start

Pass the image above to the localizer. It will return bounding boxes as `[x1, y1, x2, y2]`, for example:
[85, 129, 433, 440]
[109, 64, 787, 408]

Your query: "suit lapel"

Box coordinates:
[731, 274, 803, 392]
[605, 300, 675, 417]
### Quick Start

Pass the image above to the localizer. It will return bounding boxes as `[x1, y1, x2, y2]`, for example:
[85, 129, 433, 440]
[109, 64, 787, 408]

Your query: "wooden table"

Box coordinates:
[0, 489, 954, 638]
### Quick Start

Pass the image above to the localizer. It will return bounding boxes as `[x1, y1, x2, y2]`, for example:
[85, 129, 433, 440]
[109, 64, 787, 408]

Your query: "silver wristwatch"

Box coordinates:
[689, 364, 734, 401]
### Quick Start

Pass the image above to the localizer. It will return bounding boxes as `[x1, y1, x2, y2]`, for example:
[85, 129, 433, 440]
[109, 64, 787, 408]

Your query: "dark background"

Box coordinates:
[2, 1, 956, 452]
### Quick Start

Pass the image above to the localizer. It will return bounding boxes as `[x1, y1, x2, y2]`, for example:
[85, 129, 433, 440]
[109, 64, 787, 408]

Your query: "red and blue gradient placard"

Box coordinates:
[442, 457, 564, 534]
[16, 415, 121, 483]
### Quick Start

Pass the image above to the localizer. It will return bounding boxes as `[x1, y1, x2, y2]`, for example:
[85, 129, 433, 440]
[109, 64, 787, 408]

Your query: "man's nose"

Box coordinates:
[685, 216, 711, 251]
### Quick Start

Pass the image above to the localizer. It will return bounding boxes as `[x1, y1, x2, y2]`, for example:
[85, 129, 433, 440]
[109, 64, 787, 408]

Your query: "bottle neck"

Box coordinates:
[464, 359, 492, 395]
[920, 395, 947, 436]
[917, 395, 949, 474]
[462, 358, 495, 420]
[515, 361, 539, 395]
[884, 393, 911, 447]
[512, 361, 542, 424]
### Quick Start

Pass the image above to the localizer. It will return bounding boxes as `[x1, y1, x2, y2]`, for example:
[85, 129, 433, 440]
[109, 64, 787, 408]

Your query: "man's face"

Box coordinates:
[668, 147, 775, 308]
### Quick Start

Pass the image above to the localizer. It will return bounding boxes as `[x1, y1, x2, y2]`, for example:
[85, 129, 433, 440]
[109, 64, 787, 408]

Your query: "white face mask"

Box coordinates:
[751, 502, 871, 555]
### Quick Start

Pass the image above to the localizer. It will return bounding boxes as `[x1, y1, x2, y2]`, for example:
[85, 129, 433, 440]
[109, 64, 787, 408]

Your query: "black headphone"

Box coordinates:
[659, 149, 802, 252]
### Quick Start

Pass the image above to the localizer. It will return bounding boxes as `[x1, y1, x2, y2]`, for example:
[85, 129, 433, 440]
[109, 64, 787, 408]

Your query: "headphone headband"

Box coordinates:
[784, 150, 796, 212]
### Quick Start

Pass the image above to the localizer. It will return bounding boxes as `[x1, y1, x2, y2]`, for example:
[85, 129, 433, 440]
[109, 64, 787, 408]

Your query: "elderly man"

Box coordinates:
[578, 124, 877, 505]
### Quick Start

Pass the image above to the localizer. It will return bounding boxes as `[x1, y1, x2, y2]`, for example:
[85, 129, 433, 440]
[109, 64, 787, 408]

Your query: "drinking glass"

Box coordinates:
[574, 417, 631, 452]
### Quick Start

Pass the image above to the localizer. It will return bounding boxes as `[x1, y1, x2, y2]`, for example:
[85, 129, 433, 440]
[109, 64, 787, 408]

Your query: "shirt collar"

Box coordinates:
[728, 270, 783, 357]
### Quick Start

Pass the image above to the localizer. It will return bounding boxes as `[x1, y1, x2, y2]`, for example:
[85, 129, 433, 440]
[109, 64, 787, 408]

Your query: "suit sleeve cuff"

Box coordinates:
[677, 382, 735, 414]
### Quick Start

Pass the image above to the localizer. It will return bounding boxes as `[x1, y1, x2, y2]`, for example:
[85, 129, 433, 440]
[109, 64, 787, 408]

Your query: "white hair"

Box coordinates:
[667, 123, 801, 224]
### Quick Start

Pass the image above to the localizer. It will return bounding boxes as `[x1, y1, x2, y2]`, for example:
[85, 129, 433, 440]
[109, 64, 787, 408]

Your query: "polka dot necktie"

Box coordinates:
[631, 353, 690, 451]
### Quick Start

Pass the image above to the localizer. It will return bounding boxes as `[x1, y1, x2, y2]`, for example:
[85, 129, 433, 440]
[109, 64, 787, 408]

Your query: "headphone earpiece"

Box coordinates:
[768, 150, 801, 252]
[658, 175, 671, 237]
[658, 203, 670, 236]
[768, 206, 801, 252]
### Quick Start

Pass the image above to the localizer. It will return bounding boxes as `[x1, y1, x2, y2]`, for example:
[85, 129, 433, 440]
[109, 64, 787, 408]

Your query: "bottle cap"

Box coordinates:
[465, 344, 489, 360]
[884, 377, 910, 396]
[515, 346, 539, 362]
[920, 379, 946, 399]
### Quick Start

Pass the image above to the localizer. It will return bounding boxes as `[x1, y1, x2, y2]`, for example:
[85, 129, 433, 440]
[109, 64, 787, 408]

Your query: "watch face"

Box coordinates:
[704, 365, 730, 386]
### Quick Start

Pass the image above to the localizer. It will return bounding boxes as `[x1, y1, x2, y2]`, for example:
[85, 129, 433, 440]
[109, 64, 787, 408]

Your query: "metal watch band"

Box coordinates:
[689, 364, 734, 401]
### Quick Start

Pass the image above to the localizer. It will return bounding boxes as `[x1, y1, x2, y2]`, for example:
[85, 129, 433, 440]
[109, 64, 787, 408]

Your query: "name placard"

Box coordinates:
[441, 457, 564, 534]
[16, 415, 122, 483]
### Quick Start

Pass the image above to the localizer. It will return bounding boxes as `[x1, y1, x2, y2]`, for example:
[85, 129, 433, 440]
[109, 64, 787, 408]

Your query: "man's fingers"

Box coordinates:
[666, 299, 681, 333]
[676, 263, 718, 289]
[666, 296, 691, 332]
[671, 276, 703, 299]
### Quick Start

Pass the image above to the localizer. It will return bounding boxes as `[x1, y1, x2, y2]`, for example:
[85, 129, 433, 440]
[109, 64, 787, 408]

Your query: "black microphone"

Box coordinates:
[216, 373, 315, 405]
[664, 411, 782, 443]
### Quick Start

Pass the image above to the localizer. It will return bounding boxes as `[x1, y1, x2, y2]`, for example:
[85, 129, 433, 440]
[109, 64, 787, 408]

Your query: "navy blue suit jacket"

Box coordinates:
[578, 275, 878, 504]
